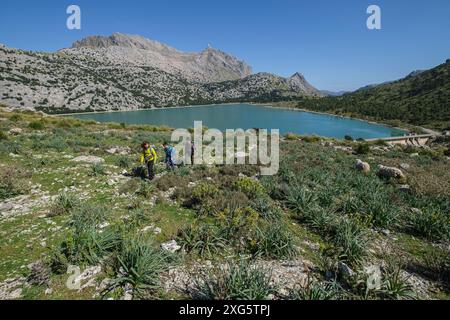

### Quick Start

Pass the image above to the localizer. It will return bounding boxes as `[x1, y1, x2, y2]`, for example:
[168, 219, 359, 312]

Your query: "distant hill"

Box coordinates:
[321, 90, 349, 97]
[296, 60, 450, 130]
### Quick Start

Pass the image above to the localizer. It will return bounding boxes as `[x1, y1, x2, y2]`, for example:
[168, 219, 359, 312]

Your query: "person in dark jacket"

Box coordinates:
[163, 142, 175, 170]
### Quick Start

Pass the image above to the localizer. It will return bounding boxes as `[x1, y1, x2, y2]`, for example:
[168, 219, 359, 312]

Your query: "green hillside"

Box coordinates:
[295, 60, 450, 130]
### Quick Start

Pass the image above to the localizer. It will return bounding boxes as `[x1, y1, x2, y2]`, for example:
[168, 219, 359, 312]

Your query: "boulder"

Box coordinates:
[27, 261, 51, 286]
[355, 159, 371, 173]
[400, 163, 411, 171]
[377, 165, 406, 181]
[364, 265, 382, 290]
[8, 127, 22, 135]
[71, 156, 105, 164]
[0, 203, 14, 212]
[141, 225, 162, 235]
[161, 240, 181, 253]
[398, 185, 411, 193]
[106, 146, 131, 155]
[338, 261, 355, 278]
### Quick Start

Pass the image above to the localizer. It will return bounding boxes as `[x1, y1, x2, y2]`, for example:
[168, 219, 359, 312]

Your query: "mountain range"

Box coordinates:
[0, 33, 322, 113]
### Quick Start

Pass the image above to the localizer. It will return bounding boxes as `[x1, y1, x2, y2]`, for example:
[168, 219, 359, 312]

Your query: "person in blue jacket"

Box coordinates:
[162, 142, 176, 170]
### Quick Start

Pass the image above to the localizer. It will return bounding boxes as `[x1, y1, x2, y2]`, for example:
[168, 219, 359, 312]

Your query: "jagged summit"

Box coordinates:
[68, 33, 252, 83]
[72, 33, 179, 52]
[288, 72, 320, 95]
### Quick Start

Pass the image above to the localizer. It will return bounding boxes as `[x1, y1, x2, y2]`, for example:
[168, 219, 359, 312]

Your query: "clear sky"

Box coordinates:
[0, 0, 449, 91]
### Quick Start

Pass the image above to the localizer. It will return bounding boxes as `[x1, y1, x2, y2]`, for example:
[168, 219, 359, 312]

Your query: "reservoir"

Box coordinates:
[71, 103, 405, 139]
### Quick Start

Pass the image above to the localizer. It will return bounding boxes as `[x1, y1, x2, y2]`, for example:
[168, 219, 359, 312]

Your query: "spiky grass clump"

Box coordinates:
[407, 207, 449, 242]
[106, 237, 175, 299]
[135, 181, 155, 199]
[289, 278, 342, 300]
[115, 155, 132, 169]
[193, 260, 276, 300]
[48, 192, 80, 217]
[89, 163, 106, 176]
[380, 266, 415, 300]
[249, 223, 297, 259]
[284, 185, 316, 214]
[177, 224, 226, 258]
[250, 197, 282, 221]
[0, 165, 31, 200]
[331, 219, 368, 264]
[54, 204, 121, 265]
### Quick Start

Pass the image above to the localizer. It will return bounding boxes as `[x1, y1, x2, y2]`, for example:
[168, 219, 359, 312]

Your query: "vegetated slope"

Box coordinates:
[0, 106, 449, 300]
[295, 60, 450, 130]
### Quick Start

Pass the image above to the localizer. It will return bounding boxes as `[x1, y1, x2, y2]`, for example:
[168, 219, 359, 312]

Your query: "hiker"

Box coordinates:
[184, 140, 196, 165]
[140, 141, 157, 180]
[163, 142, 176, 170]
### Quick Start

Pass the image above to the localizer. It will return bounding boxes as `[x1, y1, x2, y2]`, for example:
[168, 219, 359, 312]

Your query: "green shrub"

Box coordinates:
[373, 139, 388, 146]
[9, 114, 23, 122]
[355, 143, 370, 155]
[234, 177, 265, 199]
[444, 148, 450, 157]
[344, 135, 354, 141]
[0, 131, 7, 141]
[217, 205, 259, 243]
[41, 137, 69, 151]
[193, 260, 276, 300]
[285, 133, 300, 141]
[156, 173, 188, 192]
[28, 121, 45, 130]
[191, 182, 219, 203]
[0, 165, 31, 200]
[302, 135, 322, 143]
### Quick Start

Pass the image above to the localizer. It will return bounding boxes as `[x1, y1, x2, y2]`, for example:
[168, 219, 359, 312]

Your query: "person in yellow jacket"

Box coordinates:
[140, 141, 157, 181]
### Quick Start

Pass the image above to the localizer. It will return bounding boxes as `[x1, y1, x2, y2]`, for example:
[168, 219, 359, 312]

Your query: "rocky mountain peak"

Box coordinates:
[288, 72, 321, 95]
[290, 72, 306, 80]
[68, 33, 252, 83]
[72, 33, 177, 52]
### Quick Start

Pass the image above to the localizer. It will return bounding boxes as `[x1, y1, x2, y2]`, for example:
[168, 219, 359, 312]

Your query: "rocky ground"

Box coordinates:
[0, 107, 448, 300]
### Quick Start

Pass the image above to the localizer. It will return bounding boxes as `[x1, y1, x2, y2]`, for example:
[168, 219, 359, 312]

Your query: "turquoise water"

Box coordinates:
[71, 104, 405, 139]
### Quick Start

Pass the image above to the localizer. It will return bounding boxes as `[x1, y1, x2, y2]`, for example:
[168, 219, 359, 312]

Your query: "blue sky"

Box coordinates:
[0, 0, 449, 91]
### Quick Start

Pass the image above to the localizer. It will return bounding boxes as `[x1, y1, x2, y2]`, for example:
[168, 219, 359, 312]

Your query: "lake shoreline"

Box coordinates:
[248, 102, 412, 135]
[62, 102, 409, 138]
